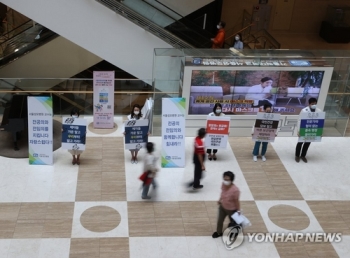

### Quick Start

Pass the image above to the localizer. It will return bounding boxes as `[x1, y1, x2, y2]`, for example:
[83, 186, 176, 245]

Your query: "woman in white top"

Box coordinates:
[124, 104, 143, 163]
[233, 33, 243, 50]
[207, 103, 225, 161]
[251, 103, 277, 162]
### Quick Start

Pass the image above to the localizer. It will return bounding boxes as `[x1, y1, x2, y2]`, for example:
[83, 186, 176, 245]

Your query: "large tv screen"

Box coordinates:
[188, 69, 326, 115]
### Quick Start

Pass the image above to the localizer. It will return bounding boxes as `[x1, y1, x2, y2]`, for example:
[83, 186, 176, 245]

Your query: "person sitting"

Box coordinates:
[245, 77, 275, 108]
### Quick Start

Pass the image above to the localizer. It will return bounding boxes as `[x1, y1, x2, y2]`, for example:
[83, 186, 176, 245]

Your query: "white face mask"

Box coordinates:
[235, 36, 240, 40]
[310, 105, 317, 109]
[217, 25, 221, 29]
[134, 111, 140, 115]
[72, 115, 78, 118]
[223, 180, 231, 186]
[215, 109, 221, 114]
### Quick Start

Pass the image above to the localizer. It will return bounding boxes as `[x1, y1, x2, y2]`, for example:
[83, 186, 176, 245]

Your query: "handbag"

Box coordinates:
[139, 171, 152, 186]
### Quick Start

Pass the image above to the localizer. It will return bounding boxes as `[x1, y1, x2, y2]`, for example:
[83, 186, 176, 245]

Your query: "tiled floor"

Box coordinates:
[0, 114, 349, 257]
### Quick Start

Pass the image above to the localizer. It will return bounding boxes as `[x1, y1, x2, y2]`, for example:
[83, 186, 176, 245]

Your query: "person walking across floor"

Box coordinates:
[207, 103, 225, 161]
[188, 128, 206, 190]
[251, 103, 277, 162]
[212, 171, 241, 238]
[295, 97, 322, 163]
[140, 142, 158, 199]
[211, 21, 226, 49]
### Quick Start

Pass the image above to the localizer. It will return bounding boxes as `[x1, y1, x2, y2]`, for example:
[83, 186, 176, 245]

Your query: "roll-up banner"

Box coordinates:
[93, 71, 115, 128]
[27, 96, 53, 165]
[62, 117, 87, 151]
[161, 98, 186, 168]
[205, 116, 231, 149]
[252, 112, 280, 142]
[298, 112, 325, 142]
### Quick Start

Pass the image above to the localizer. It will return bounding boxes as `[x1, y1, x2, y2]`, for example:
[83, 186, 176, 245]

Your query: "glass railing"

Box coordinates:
[153, 48, 350, 136]
[244, 29, 281, 50]
[0, 21, 57, 68]
[0, 78, 180, 120]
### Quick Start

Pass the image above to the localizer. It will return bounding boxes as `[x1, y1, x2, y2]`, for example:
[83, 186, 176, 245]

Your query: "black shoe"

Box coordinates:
[193, 185, 203, 190]
[295, 156, 300, 163]
[301, 157, 308, 163]
[212, 232, 223, 238]
[188, 182, 194, 188]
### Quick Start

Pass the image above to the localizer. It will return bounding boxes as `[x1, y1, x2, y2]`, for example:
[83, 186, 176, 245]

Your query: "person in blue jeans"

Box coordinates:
[251, 103, 277, 162]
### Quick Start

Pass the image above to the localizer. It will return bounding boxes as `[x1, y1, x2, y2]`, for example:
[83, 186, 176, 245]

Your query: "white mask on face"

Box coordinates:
[215, 109, 221, 114]
[223, 180, 231, 186]
[134, 111, 140, 115]
[217, 25, 221, 29]
[310, 105, 317, 109]
[72, 115, 78, 118]
[235, 36, 240, 40]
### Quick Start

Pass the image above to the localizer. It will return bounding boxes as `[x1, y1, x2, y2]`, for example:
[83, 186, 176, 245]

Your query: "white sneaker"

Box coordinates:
[262, 156, 266, 162]
[253, 156, 257, 162]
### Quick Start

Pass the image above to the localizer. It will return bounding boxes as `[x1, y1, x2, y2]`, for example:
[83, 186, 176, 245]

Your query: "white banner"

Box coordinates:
[27, 96, 53, 165]
[252, 112, 280, 142]
[61, 117, 87, 151]
[161, 98, 186, 168]
[205, 116, 231, 149]
[93, 71, 115, 128]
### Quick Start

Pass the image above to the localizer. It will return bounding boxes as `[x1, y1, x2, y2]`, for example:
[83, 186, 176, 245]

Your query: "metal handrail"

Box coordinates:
[0, 20, 32, 41]
[95, 0, 194, 49]
[245, 30, 281, 49]
[225, 23, 254, 41]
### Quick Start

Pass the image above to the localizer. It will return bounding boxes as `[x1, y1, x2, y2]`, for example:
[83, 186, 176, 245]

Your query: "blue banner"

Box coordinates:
[124, 119, 149, 150]
[61, 117, 87, 151]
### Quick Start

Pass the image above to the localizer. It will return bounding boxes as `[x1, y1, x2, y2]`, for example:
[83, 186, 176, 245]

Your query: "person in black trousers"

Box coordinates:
[295, 98, 321, 163]
[189, 128, 206, 190]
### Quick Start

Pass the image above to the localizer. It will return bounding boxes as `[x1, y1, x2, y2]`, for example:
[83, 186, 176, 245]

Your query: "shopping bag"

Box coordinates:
[231, 212, 252, 228]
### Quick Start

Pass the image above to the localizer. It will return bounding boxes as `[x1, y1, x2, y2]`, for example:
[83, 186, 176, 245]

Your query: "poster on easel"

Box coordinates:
[93, 71, 115, 129]
[252, 112, 280, 142]
[27, 96, 53, 165]
[298, 112, 325, 142]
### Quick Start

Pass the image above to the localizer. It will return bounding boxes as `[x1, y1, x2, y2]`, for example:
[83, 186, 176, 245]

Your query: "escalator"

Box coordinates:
[1, 0, 224, 79]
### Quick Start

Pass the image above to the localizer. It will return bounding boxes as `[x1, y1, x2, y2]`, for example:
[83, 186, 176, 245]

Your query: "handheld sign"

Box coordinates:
[252, 112, 280, 142]
[205, 116, 231, 149]
[62, 117, 87, 151]
[124, 119, 149, 150]
[298, 112, 325, 142]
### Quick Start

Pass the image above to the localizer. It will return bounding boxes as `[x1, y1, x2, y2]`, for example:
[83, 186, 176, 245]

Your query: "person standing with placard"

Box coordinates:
[64, 109, 86, 165]
[251, 103, 277, 162]
[207, 103, 225, 161]
[124, 104, 144, 164]
[295, 98, 322, 163]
